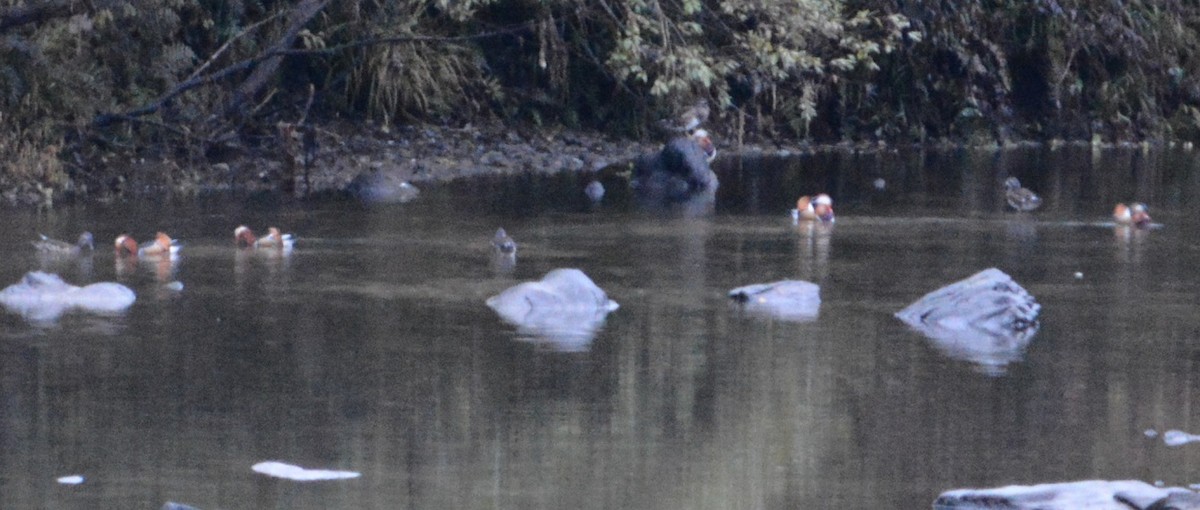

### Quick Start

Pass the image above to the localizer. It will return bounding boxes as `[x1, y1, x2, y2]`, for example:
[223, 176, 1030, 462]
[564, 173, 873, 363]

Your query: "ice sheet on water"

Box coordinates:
[252, 461, 360, 481]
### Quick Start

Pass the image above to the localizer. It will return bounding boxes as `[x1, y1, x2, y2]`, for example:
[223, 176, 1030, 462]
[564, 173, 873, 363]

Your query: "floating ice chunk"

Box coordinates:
[1145, 429, 1159, 438]
[1163, 429, 1200, 447]
[252, 461, 360, 481]
[57, 475, 84, 485]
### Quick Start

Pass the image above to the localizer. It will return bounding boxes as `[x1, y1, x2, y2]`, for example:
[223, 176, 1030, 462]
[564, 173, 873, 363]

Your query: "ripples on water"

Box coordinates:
[2, 146, 1200, 508]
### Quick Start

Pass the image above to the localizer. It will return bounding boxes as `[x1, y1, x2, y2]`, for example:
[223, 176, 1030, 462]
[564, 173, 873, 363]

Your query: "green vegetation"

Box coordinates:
[3, 0, 1200, 200]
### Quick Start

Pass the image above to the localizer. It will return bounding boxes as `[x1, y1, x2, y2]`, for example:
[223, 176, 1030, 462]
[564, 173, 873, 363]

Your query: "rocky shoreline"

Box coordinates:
[12, 118, 1198, 207]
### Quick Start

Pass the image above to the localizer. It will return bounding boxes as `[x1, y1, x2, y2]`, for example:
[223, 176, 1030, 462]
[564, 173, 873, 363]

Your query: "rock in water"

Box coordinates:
[895, 268, 1039, 374]
[728, 280, 820, 322]
[0, 271, 136, 322]
[934, 480, 1199, 509]
[632, 136, 718, 202]
[486, 268, 619, 351]
[346, 171, 419, 204]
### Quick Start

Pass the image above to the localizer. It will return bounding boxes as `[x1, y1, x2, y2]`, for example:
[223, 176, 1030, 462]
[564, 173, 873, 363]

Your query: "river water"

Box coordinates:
[3, 145, 1200, 508]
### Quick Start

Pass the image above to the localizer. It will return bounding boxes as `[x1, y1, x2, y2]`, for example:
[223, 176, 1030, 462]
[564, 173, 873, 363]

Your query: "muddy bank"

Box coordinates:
[73, 121, 665, 204]
[18, 118, 1188, 206]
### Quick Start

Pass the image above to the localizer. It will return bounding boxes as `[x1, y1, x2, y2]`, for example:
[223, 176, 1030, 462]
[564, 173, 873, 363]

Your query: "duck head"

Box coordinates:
[1113, 203, 1131, 224]
[812, 194, 835, 222]
[1004, 177, 1022, 191]
[114, 234, 138, 257]
[796, 195, 814, 213]
[154, 232, 175, 251]
[1130, 203, 1152, 227]
[77, 232, 95, 250]
[234, 225, 256, 247]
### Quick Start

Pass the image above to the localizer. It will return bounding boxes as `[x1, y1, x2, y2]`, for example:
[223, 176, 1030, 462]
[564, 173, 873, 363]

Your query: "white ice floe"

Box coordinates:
[251, 461, 360, 481]
[56, 475, 84, 485]
[1163, 429, 1200, 447]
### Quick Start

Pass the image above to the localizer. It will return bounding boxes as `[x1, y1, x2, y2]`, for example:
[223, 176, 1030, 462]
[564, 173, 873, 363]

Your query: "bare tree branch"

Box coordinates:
[91, 18, 540, 129]
[227, 0, 331, 116]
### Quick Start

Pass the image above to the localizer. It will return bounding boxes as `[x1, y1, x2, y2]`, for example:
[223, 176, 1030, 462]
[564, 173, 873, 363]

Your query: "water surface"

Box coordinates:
[3, 145, 1200, 508]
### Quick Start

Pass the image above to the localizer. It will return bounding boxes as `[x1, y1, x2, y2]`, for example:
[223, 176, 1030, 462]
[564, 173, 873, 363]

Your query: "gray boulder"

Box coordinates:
[728, 280, 820, 322]
[934, 480, 1200, 509]
[345, 171, 420, 204]
[486, 269, 619, 351]
[895, 268, 1039, 374]
[632, 136, 717, 202]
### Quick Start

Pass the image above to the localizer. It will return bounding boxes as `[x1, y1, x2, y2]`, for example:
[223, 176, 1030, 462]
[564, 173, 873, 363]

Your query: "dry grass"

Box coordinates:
[349, 40, 488, 124]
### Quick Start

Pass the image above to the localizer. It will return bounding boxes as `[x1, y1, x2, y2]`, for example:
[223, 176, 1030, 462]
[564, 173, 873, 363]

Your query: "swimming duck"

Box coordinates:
[1004, 177, 1042, 212]
[492, 228, 517, 255]
[791, 194, 835, 223]
[692, 129, 717, 162]
[235, 225, 295, 250]
[33, 232, 94, 255]
[1113, 202, 1152, 228]
[114, 232, 180, 258]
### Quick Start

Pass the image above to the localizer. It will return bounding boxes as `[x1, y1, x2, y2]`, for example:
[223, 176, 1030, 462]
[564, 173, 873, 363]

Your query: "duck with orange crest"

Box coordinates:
[791, 194, 835, 223]
[1113, 202, 1153, 228]
[114, 232, 181, 259]
[234, 225, 295, 250]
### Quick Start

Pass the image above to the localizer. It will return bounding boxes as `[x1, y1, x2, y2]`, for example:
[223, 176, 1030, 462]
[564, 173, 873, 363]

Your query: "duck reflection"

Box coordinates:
[793, 220, 831, 281]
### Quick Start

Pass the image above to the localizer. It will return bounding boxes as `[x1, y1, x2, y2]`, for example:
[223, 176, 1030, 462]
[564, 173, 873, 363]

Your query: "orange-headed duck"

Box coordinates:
[492, 228, 517, 255]
[792, 194, 835, 223]
[1114, 202, 1152, 228]
[114, 232, 180, 258]
[1004, 177, 1042, 212]
[235, 225, 295, 250]
[692, 129, 717, 162]
[33, 232, 94, 255]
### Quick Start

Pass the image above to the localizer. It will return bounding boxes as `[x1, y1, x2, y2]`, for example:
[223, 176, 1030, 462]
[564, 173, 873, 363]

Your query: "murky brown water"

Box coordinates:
[3, 145, 1200, 508]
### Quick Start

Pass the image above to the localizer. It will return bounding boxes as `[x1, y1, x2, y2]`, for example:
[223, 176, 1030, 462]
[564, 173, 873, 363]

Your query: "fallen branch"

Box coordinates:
[227, 0, 330, 116]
